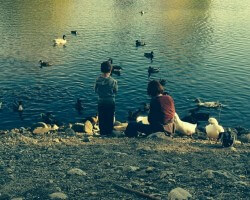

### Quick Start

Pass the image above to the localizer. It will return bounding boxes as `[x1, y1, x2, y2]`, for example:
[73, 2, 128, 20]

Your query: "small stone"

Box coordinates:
[145, 167, 155, 173]
[230, 147, 237, 151]
[82, 136, 90, 142]
[168, 187, 192, 200]
[65, 128, 76, 136]
[202, 170, 214, 179]
[239, 133, 250, 143]
[67, 168, 87, 176]
[147, 132, 167, 139]
[84, 120, 93, 134]
[112, 130, 125, 137]
[90, 192, 98, 196]
[53, 138, 60, 143]
[49, 192, 67, 199]
[128, 166, 140, 172]
[235, 181, 248, 187]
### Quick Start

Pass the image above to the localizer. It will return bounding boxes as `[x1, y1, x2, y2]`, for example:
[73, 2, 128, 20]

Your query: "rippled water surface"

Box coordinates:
[0, 0, 250, 129]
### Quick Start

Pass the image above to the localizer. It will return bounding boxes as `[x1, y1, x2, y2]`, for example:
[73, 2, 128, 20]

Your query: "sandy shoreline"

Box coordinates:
[0, 125, 249, 200]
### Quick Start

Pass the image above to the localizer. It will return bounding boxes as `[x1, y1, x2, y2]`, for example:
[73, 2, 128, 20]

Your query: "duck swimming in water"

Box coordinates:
[136, 40, 146, 47]
[75, 98, 84, 113]
[148, 66, 159, 78]
[53, 35, 67, 45]
[139, 11, 145, 15]
[0, 102, 2, 109]
[39, 60, 52, 67]
[144, 51, 154, 60]
[71, 30, 78, 35]
[41, 112, 57, 125]
[13, 101, 23, 112]
[108, 58, 123, 76]
[195, 98, 223, 108]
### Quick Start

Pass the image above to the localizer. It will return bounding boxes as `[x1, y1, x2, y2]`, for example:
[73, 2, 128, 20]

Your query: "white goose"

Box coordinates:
[53, 35, 67, 45]
[205, 117, 224, 140]
[174, 113, 197, 136]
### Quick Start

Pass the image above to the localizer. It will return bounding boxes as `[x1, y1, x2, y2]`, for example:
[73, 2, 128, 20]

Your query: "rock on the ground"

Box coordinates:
[65, 128, 76, 136]
[72, 123, 85, 132]
[67, 168, 87, 176]
[84, 120, 93, 134]
[239, 133, 250, 143]
[49, 192, 68, 199]
[168, 187, 192, 200]
[202, 169, 237, 180]
[113, 122, 128, 131]
[147, 132, 168, 139]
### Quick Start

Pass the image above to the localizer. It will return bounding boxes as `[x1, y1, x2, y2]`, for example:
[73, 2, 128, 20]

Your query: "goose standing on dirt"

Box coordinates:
[195, 98, 223, 108]
[53, 35, 67, 45]
[205, 117, 224, 140]
[174, 113, 197, 136]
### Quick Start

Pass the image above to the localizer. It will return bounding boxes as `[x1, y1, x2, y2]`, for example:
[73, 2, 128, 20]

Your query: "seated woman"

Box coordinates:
[125, 80, 176, 137]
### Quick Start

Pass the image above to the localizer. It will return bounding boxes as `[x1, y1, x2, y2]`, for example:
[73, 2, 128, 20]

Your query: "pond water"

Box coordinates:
[0, 0, 250, 130]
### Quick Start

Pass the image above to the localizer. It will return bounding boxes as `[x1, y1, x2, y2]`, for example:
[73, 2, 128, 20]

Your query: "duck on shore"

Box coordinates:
[174, 113, 197, 136]
[39, 60, 52, 67]
[53, 35, 67, 45]
[205, 117, 224, 140]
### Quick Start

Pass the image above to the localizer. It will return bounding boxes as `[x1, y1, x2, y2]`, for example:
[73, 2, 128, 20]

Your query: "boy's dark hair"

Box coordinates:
[147, 80, 164, 97]
[101, 61, 112, 73]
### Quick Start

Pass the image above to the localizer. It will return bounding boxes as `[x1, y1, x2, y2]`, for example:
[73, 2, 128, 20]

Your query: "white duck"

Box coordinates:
[195, 98, 223, 108]
[53, 35, 67, 45]
[174, 113, 197, 136]
[205, 117, 224, 140]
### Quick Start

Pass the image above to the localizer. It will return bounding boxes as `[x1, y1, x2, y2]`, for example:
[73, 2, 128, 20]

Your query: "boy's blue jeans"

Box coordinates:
[98, 101, 115, 135]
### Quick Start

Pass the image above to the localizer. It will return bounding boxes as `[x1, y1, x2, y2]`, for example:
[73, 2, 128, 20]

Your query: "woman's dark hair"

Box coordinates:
[147, 80, 164, 97]
[101, 61, 112, 73]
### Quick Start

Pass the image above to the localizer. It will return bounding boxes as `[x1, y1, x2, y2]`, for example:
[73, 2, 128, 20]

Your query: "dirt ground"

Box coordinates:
[0, 129, 249, 200]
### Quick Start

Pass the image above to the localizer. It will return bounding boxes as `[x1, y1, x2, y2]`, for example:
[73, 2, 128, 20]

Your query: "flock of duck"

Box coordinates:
[0, 11, 235, 147]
